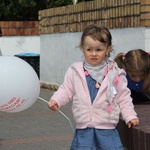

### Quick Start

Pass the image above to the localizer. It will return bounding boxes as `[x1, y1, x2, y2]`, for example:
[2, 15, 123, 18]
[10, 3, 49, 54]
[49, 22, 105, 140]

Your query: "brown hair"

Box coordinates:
[80, 24, 112, 48]
[114, 49, 150, 94]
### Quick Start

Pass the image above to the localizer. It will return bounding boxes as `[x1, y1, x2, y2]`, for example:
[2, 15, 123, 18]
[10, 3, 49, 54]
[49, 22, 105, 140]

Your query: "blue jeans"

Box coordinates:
[70, 128, 124, 150]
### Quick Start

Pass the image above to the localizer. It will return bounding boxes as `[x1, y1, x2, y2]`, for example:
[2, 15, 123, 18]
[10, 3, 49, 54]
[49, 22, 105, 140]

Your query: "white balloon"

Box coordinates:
[0, 56, 40, 113]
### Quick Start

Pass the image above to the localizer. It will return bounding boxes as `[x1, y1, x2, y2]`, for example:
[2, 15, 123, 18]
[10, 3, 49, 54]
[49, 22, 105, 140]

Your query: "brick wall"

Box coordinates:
[1, 0, 150, 36]
[39, 0, 150, 34]
[117, 104, 150, 150]
[0, 21, 39, 36]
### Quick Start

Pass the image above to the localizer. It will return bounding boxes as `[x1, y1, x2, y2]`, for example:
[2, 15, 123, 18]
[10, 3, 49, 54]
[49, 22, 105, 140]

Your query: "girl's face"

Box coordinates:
[128, 71, 145, 82]
[82, 36, 111, 66]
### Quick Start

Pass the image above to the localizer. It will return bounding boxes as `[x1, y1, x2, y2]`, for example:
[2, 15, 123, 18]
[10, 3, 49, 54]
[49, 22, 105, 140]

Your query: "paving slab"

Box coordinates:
[0, 88, 74, 150]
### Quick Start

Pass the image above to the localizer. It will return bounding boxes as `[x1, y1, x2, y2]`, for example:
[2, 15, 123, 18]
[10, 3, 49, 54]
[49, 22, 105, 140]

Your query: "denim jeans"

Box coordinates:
[70, 128, 124, 150]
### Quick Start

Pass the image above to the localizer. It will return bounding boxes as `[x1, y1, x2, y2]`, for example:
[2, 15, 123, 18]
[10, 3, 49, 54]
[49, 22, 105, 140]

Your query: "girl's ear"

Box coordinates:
[106, 46, 112, 56]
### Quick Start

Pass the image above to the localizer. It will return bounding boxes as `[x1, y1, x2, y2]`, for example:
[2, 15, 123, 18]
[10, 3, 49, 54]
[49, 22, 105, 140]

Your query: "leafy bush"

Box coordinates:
[0, 0, 94, 21]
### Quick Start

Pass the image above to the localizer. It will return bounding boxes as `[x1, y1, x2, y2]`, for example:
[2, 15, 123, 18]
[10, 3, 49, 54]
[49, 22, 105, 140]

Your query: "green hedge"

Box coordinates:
[0, 0, 94, 21]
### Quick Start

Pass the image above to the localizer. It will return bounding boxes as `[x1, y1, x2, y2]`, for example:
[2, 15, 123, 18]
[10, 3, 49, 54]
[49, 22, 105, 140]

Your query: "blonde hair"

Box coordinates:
[114, 49, 150, 94]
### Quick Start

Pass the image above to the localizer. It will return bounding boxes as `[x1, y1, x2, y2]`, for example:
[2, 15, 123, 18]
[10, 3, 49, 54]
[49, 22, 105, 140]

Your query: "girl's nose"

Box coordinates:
[91, 51, 97, 55]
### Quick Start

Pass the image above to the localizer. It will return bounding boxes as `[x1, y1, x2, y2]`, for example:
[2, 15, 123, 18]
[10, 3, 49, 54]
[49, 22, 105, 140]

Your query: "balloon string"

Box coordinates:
[38, 97, 74, 133]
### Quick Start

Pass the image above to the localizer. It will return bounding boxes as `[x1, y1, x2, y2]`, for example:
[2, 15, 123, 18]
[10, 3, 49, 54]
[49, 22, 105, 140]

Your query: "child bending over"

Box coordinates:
[114, 49, 150, 103]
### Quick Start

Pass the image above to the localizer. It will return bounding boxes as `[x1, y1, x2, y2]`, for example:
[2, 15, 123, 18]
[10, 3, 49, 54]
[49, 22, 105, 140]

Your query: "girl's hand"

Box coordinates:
[127, 118, 139, 128]
[48, 99, 59, 111]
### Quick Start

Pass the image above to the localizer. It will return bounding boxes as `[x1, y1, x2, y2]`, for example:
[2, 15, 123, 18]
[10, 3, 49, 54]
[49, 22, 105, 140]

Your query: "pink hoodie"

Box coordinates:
[51, 61, 138, 129]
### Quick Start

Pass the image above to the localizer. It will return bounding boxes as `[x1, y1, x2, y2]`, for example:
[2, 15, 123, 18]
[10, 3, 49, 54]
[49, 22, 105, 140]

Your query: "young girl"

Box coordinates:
[114, 49, 150, 103]
[48, 24, 139, 150]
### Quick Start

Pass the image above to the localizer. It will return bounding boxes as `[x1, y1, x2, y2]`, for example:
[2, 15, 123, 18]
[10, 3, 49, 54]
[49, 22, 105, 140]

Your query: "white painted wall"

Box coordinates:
[110, 27, 146, 58]
[145, 27, 150, 50]
[40, 27, 150, 85]
[40, 32, 82, 84]
[0, 27, 149, 85]
[0, 36, 40, 56]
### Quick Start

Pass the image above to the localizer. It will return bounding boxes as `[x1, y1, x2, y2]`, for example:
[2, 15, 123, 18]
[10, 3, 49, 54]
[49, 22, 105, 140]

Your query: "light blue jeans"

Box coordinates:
[70, 128, 124, 150]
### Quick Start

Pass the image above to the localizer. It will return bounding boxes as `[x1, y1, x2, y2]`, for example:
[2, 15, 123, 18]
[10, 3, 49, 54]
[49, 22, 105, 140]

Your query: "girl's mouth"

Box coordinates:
[91, 57, 98, 60]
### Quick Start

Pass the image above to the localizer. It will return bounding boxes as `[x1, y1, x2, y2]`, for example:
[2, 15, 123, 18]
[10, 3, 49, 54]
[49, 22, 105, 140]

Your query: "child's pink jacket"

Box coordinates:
[51, 61, 138, 129]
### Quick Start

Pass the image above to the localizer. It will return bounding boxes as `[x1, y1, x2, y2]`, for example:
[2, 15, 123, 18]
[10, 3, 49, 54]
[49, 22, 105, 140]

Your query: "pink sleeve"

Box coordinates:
[51, 67, 74, 108]
[115, 69, 138, 124]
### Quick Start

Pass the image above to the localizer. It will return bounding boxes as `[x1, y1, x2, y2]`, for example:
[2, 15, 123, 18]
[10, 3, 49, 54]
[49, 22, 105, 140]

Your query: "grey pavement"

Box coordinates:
[0, 88, 75, 150]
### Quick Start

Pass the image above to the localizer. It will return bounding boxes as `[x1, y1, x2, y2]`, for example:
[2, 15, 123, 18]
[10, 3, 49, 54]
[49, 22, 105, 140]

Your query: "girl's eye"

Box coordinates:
[97, 49, 101, 51]
[87, 49, 91, 51]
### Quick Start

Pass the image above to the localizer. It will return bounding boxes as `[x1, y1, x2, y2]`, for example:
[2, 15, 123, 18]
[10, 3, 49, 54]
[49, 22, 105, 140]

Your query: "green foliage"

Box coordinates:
[0, 0, 43, 20]
[78, 0, 93, 2]
[0, 0, 94, 21]
[47, 0, 73, 8]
